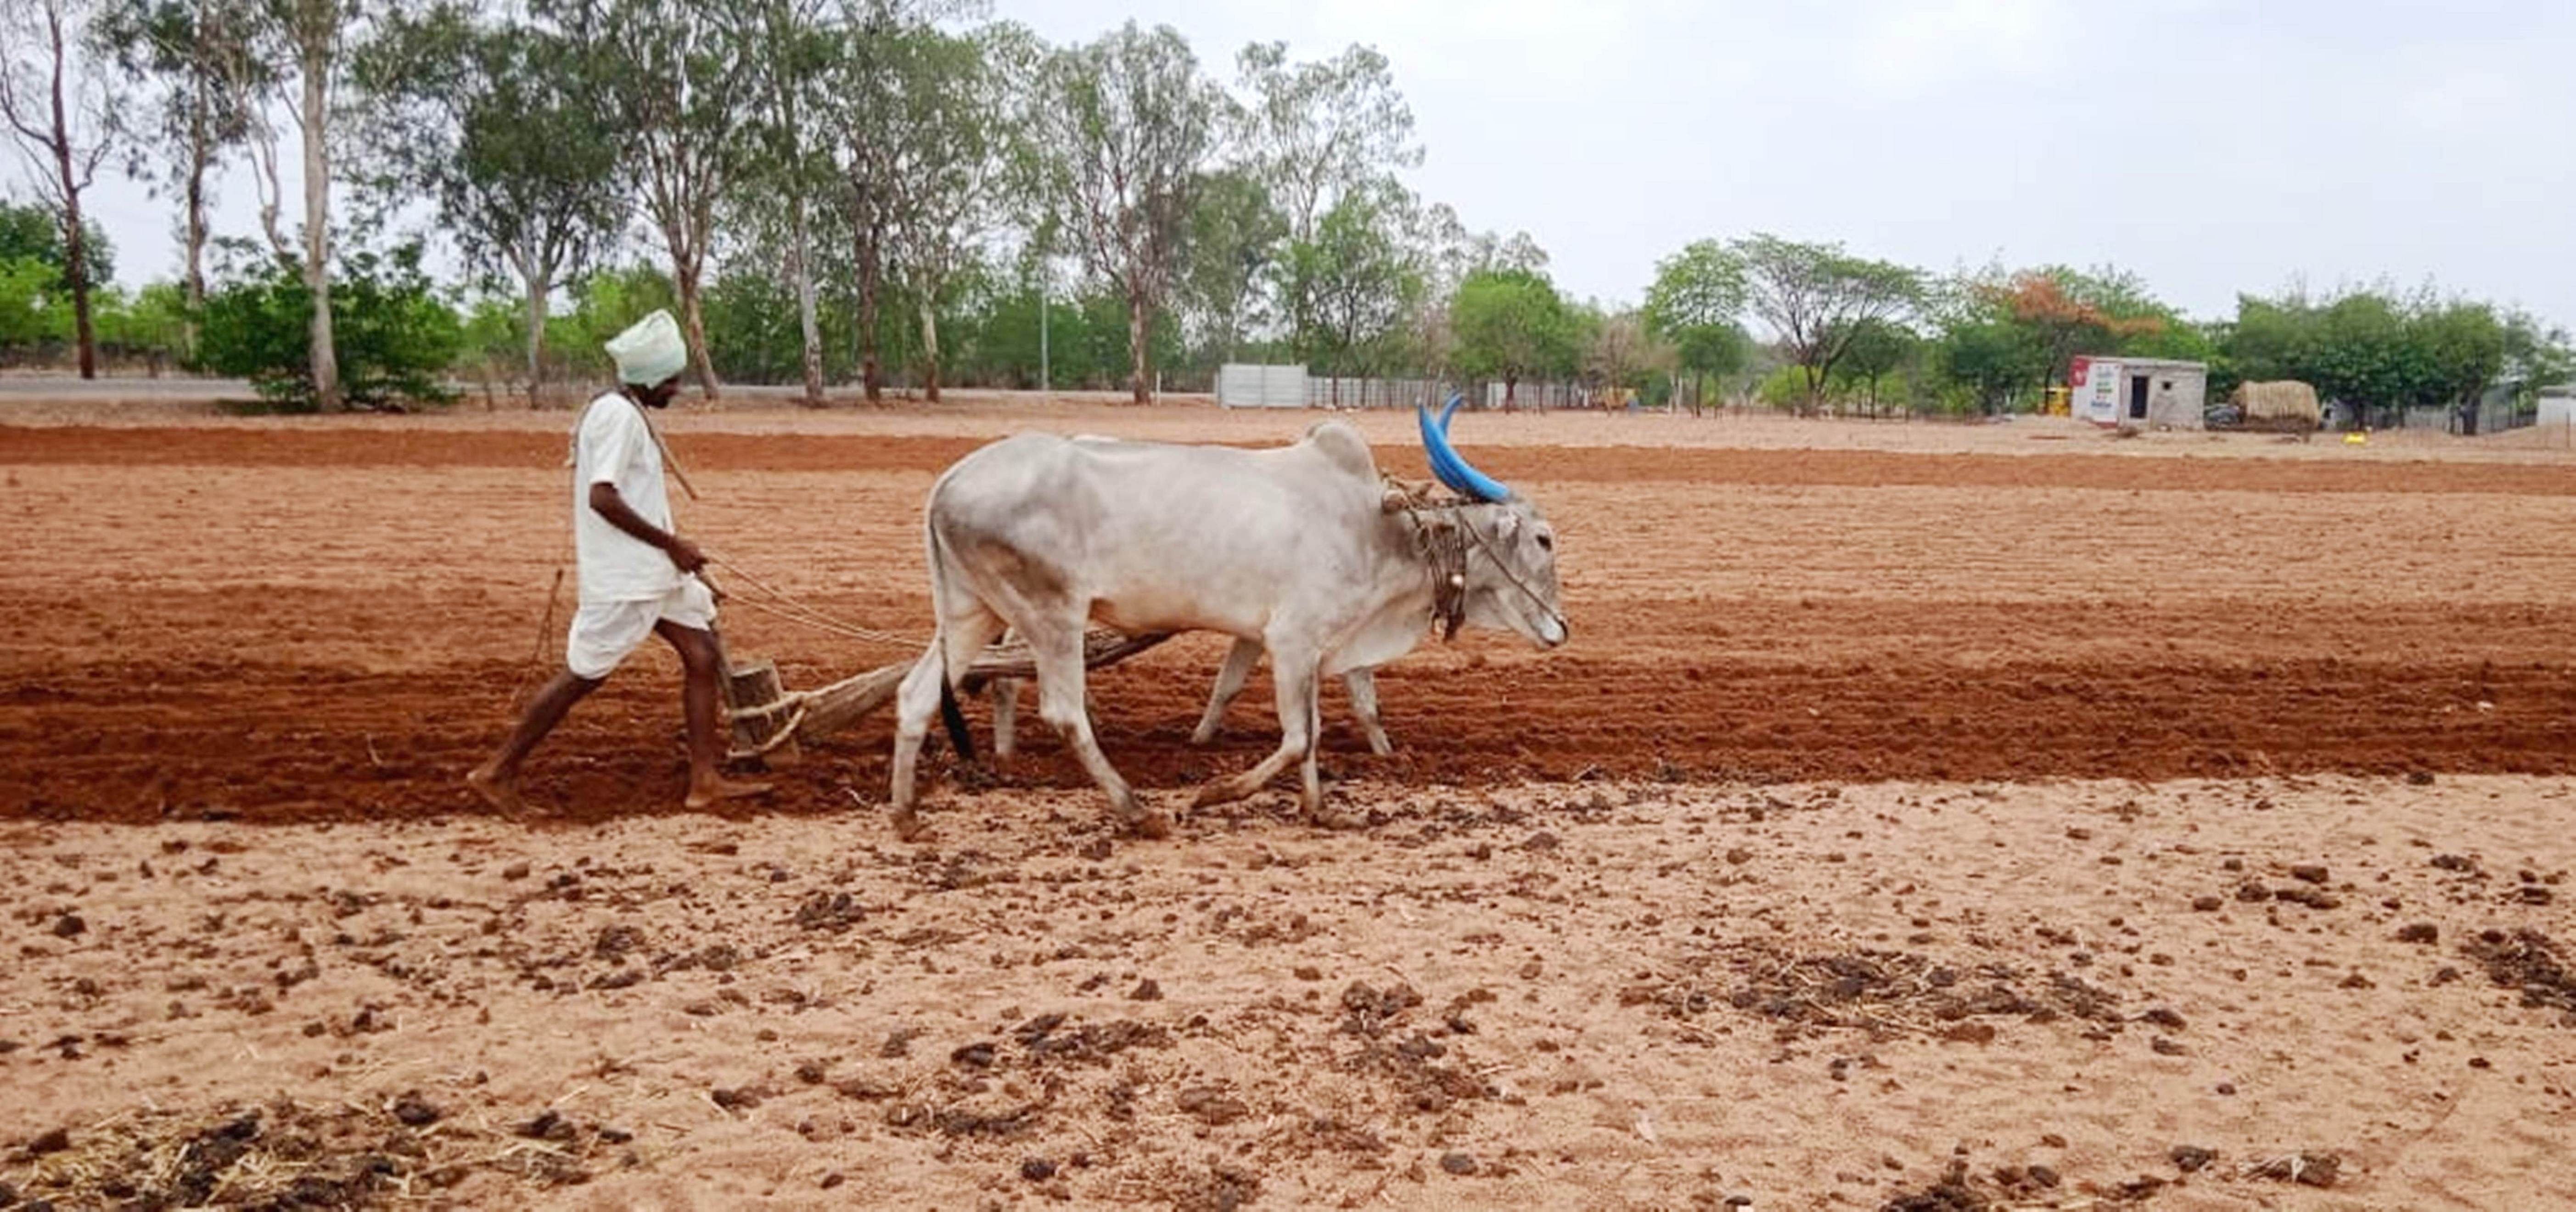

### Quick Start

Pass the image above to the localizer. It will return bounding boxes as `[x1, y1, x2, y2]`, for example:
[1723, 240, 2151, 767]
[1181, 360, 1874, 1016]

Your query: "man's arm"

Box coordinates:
[589, 481, 705, 573]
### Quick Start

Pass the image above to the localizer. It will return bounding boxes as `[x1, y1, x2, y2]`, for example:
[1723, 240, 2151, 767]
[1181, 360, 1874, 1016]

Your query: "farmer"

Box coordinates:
[466, 310, 771, 813]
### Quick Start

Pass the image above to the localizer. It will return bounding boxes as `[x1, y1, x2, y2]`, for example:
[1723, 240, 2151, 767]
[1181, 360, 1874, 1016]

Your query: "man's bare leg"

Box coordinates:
[468, 670, 602, 813]
[661, 620, 772, 809]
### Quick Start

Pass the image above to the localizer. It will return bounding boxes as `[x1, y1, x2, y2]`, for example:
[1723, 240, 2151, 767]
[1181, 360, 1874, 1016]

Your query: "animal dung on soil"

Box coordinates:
[2245, 1152, 2341, 1187]
[1632, 945, 2130, 1040]
[1176, 1086, 1249, 1126]
[390, 1093, 443, 1127]
[2, 1098, 616, 1206]
[2463, 929, 2576, 1015]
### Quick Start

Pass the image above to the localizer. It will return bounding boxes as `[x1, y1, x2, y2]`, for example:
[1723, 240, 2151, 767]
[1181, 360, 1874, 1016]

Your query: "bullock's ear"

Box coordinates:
[1381, 486, 1411, 514]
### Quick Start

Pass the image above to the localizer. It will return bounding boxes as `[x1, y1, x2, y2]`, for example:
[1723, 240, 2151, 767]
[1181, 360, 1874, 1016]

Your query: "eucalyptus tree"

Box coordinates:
[358, 2, 624, 396]
[878, 21, 1030, 401]
[1026, 21, 1226, 403]
[90, 0, 263, 343]
[539, 0, 756, 398]
[0, 0, 120, 377]
[1234, 41, 1420, 366]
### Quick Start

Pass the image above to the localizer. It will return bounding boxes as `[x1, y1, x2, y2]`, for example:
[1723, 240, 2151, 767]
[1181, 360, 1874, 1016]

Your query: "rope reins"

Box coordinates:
[1459, 513, 1568, 634]
[703, 555, 927, 650]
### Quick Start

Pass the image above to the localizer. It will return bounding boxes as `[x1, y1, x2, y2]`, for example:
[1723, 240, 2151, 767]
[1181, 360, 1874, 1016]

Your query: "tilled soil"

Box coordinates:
[4, 412, 2574, 826]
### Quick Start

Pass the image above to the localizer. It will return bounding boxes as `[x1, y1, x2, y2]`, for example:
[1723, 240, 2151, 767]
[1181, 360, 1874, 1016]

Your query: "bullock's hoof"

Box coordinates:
[1124, 806, 1174, 840]
[890, 807, 933, 843]
[1311, 805, 1369, 831]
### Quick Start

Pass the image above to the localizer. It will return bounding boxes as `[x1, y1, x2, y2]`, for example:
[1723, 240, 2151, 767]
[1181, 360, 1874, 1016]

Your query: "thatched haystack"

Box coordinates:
[2231, 380, 2321, 428]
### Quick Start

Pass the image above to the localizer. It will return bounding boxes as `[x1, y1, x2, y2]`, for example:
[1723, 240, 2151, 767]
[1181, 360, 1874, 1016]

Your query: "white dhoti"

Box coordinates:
[566, 578, 716, 680]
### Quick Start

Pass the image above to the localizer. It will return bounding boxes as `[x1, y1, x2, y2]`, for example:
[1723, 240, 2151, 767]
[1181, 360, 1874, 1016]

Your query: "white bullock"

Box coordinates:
[889, 401, 1565, 840]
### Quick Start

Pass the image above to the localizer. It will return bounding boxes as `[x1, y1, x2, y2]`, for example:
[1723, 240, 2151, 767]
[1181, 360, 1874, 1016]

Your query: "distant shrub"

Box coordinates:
[199, 244, 461, 412]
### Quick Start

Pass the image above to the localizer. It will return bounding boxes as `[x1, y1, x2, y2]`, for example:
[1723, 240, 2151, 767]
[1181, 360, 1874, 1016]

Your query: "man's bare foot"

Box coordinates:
[465, 765, 528, 815]
[684, 778, 774, 811]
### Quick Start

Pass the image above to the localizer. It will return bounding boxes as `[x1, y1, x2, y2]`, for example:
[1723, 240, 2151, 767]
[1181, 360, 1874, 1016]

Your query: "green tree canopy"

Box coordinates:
[1448, 265, 1578, 405]
[1728, 233, 1923, 408]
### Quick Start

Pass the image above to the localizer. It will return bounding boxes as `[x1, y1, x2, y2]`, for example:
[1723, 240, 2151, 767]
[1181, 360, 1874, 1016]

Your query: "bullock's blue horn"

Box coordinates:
[1418, 395, 1512, 502]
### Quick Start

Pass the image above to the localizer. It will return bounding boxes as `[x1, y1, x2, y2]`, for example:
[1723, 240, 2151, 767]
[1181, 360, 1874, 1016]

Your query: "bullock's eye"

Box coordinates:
[1536, 533, 1554, 552]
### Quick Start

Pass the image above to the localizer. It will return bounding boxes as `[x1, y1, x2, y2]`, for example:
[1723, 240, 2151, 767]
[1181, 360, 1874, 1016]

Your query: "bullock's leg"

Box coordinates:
[1190, 637, 1263, 745]
[989, 626, 1021, 759]
[888, 648, 946, 842]
[1345, 669, 1392, 756]
[1297, 671, 1328, 817]
[1192, 645, 1329, 818]
[1029, 622, 1170, 840]
[889, 611, 1005, 842]
[990, 678, 1020, 759]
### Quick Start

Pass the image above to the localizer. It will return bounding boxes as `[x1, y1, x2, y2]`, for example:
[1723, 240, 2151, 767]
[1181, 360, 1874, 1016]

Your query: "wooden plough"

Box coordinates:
[718, 629, 1177, 762]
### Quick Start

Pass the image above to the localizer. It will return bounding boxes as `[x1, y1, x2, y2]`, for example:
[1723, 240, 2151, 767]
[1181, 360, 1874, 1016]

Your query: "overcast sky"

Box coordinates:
[60, 0, 2576, 326]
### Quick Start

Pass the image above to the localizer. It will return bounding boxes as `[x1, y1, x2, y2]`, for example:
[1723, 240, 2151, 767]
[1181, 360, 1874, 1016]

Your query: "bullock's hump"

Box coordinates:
[1299, 420, 1378, 478]
[933, 432, 1078, 503]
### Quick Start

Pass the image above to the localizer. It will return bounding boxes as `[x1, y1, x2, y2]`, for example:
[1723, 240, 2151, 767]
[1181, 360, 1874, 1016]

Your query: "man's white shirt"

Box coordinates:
[572, 391, 681, 604]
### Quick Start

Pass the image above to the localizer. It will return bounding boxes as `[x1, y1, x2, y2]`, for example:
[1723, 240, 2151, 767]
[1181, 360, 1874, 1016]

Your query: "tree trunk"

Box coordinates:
[56, 166, 95, 382]
[851, 187, 883, 402]
[856, 263, 881, 400]
[299, 36, 339, 412]
[1125, 283, 1151, 405]
[182, 101, 208, 355]
[790, 195, 824, 406]
[918, 290, 941, 404]
[36, 3, 95, 380]
[856, 242, 883, 401]
[519, 248, 549, 407]
[675, 256, 719, 400]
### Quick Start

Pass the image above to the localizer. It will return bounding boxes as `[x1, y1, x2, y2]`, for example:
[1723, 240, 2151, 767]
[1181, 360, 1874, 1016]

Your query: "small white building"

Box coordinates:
[2069, 356, 2209, 429]
[1216, 363, 1308, 409]
[2539, 384, 2576, 430]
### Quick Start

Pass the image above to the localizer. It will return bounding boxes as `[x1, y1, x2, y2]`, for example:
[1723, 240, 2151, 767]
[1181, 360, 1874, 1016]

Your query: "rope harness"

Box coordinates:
[1383, 476, 1565, 642]
[1400, 502, 1474, 641]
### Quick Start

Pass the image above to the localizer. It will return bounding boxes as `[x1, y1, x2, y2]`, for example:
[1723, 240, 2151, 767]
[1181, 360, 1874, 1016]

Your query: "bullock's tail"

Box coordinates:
[922, 512, 978, 763]
[937, 682, 973, 761]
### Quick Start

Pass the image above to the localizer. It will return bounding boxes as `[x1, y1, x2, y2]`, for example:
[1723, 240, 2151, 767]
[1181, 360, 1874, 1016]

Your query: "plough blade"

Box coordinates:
[723, 630, 1180, 761]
